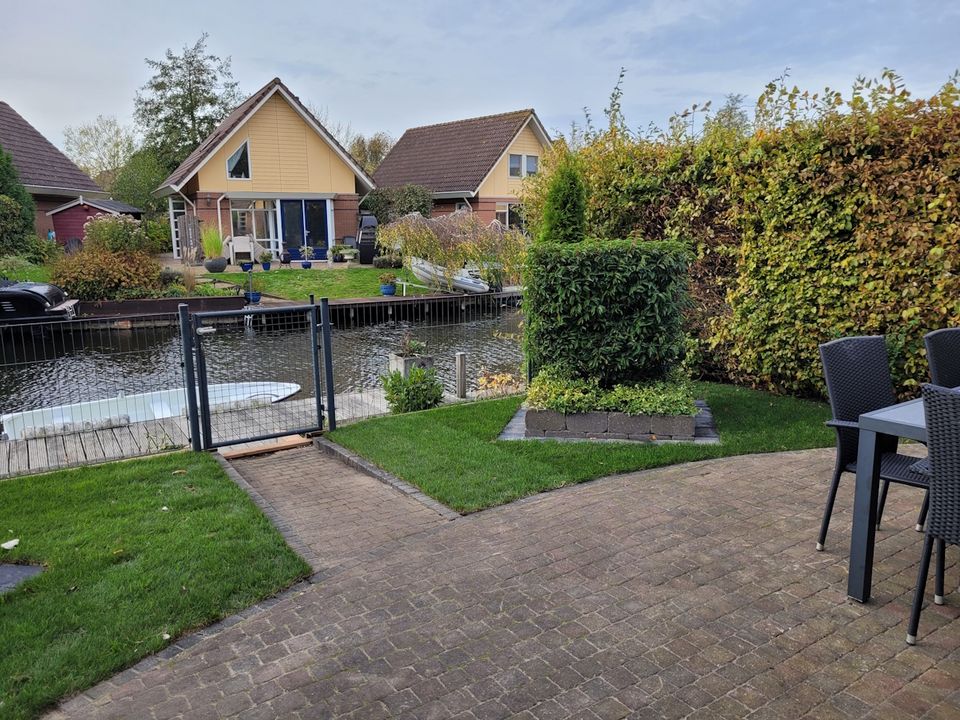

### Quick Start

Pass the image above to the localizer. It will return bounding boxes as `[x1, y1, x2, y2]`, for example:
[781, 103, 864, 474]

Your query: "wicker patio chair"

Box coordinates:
[925, 328, 960, 389]
[817, 336, 929, 550]
[906, 383, 960, 644]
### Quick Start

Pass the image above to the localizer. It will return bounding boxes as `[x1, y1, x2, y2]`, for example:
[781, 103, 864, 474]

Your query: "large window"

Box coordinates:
[508, 153, 538, 179]
[227, 142, 250, 179]
[230, 200, 277, 239]
[495, 202, 523, 229]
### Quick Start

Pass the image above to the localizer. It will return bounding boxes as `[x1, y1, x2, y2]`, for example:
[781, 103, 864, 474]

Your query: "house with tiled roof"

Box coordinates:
[154, 77, 374, 260]
[373, 109, 551, 226]
[0, 101, 106, 239]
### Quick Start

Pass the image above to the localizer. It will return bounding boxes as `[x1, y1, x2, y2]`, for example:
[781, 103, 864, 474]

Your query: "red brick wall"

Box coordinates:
[333, 194, 359, 243]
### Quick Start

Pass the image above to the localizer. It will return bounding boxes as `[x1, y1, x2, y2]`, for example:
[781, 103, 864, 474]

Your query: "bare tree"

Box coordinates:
[63, 115, 136, 191]
[348, 132, 394, 174]
[305, 102, 356, 148]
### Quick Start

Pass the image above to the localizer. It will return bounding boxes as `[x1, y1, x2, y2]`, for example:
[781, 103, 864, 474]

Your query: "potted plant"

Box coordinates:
[240, 261, 253, 272]
[301, 246, 314, 269]
[388, 333, 433, 377]
[258, 251, 273, 271]
[379, 272, 397, 296]
[331, 244, 348, 262]
[201, 228, 227, 273]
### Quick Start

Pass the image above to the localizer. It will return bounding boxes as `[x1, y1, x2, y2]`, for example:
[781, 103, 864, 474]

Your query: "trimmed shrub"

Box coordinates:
[524, 239, 689, 386]
[51, 249, 163, 300]
[361, 184, 433, 224]
[0, 149, 35, 237]
[538, 153, 586, 243]
[83, 215, 151, 254]
[381, 366, 444, 414]
[526, 366, 696, 416]
[143, 217, 172, 254]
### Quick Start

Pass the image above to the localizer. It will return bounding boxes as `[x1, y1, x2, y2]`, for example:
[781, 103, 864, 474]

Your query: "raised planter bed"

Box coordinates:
[525, 408, 697, 441]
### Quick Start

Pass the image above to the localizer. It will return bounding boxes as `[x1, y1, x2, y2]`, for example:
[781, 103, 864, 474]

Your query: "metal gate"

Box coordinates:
[179, 302, 336, 450]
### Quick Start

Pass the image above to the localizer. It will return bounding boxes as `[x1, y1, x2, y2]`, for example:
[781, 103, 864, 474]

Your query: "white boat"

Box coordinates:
[1, 382, 301, 441]
[410, 257, 490, 294]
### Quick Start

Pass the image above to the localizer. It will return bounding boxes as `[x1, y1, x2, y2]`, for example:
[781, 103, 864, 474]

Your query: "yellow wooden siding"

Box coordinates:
[195, 94, 356, 193]
[476, 123, 546, 198]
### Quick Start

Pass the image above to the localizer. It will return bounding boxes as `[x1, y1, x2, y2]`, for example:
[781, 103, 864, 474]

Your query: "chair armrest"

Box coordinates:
[909, 458, 931, 476]
[826, 419, 859, 430]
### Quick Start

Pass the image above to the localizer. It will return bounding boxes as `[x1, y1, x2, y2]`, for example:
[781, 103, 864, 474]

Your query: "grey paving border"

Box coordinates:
[313, 436, 461, 521]
[214, 454, 319, 566]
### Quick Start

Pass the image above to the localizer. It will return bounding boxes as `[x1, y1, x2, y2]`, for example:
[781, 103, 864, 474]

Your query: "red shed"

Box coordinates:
[46, 197, 142, 247]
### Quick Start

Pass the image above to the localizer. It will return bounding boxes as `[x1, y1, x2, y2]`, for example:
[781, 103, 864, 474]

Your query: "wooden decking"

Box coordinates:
[0, 390, 390, 479]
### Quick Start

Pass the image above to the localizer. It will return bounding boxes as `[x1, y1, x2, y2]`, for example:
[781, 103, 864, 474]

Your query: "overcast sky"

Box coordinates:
[2, 1, 957, 149]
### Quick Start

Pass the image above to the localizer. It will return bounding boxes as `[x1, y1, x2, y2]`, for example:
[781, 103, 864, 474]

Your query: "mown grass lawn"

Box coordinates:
[0, 452, 310, 720]
[329, 381, 834, 513]
[0, 261, 50, 284]
[209, 267, 428, 301]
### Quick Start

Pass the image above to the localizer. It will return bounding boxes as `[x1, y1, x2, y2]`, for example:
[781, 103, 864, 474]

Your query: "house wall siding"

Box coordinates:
[194, 94, 356, 195]
[51, 205, 104, 243]
[32, 195, 65, 238]
[476, 123, 545, 199]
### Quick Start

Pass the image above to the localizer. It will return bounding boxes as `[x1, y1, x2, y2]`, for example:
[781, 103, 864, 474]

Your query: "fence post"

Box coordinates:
[178, 303, 202, 452]
[319, 298, 337, 431]
[456, 352, 467, 399]
[193, 315, 213, 450]
[309, 303, 325, 430]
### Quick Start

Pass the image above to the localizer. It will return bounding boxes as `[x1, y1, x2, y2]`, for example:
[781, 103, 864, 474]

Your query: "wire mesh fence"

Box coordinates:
[193, 306, 324, 448]
[0, 315, 188, 477]
[328, 292, 525, 424]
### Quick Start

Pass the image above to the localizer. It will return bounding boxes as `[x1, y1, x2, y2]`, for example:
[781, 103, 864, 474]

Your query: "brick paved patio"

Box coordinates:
[51, 448, 959, 719]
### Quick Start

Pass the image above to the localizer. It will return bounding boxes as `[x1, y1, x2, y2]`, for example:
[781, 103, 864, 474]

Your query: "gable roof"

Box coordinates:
[373, 109, 550, 196]
[0, 101, 104, 196]
[45, 196, 141, 216]
[156, 77, 374, 196]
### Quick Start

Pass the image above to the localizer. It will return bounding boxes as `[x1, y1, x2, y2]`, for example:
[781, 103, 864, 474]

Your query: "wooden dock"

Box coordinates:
[0, 390, 391, 479]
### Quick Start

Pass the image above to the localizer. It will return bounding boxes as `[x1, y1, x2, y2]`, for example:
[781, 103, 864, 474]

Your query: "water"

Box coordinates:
[0, 309, 524, 414]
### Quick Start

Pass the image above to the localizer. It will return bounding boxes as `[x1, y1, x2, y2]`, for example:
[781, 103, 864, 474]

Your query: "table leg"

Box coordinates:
[847, 429, 882, 602]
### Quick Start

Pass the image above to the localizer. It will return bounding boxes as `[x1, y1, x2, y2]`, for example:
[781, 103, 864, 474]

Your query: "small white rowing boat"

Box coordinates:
[410, 257, 490, 294]
[1, 382, 300, 440]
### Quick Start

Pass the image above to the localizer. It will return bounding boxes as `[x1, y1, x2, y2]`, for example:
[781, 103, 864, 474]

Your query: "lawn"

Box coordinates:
[328, 381, 835, 513]
[209, 267, 429, 301]
[0, 452, 310, 720]
[0, 259, 50, 284]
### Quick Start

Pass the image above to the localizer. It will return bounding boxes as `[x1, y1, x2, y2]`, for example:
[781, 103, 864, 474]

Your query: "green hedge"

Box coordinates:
[525, 239, 689, 387]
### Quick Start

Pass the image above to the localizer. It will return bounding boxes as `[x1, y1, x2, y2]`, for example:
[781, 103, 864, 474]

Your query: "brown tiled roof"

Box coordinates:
[0, 101, 103, 194]
[158, 77, 373, 192]
[373, 109, 537, 194]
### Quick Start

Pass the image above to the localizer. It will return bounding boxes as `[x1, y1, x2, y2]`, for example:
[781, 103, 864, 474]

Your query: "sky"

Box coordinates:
[1, 0, 957, 150]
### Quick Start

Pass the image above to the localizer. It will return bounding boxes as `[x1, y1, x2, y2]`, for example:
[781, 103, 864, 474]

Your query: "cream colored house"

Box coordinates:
[154, 78, 374, 260]
[373, 109, 551, 226]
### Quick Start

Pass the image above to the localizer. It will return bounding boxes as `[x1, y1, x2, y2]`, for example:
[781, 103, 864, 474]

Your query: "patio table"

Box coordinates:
[847, 396, 927, 602]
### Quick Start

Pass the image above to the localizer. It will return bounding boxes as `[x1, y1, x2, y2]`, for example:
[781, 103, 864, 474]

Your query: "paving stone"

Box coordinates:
[52, 448, 960, 719]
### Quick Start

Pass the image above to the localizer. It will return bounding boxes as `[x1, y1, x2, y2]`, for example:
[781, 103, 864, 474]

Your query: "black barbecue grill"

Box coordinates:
[0, 282, 77, 325]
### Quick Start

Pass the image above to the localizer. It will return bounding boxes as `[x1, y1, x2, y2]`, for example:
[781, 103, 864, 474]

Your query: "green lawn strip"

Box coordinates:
[329, 382, 834, 513]
[0, 263, 50, 284]
[209, 267, 428, 301]
[0, 452, 310, 720]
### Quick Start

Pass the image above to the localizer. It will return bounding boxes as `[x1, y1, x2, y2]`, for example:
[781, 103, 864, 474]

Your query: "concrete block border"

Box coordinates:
[525, 409, 696, 441]
[313, 436, 461, 520]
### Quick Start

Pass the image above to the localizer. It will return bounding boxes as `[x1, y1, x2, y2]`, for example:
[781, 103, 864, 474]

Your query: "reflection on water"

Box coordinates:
[0, 309, 523, 414]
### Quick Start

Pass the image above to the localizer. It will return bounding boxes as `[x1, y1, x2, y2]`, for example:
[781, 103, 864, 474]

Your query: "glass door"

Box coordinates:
[304, 200, 328, 250]
[281, 200, 304, 251]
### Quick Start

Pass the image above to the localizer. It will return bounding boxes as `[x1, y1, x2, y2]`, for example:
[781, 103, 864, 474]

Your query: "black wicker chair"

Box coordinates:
[907, 384, 960, 644]
[817, 336, 929, 550]
[925, 328, 960, 389]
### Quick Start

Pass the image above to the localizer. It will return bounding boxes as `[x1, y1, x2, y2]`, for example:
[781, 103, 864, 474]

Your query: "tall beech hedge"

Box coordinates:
[522, 73, 960, 396]
[525, 239, 689, 386]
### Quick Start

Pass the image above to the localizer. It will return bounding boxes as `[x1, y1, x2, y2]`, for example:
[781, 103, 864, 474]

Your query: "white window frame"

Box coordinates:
[525, 154, 539, 176]
[226, 140, 252, 180]
[508, 153, 539, 179]
[455, 201, 471, 212]
[168, 197, 187, 259]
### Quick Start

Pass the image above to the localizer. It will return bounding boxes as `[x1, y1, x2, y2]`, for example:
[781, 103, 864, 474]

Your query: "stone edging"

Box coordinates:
[313, 436, 461, 521]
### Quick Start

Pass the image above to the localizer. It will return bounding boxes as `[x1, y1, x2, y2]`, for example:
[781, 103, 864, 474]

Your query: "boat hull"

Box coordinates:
[410, 258, 490, 294]
[1, 382, 301, 440]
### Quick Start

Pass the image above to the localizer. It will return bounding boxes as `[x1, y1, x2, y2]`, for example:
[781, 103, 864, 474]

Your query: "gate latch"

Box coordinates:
[196, 326, 216, 335]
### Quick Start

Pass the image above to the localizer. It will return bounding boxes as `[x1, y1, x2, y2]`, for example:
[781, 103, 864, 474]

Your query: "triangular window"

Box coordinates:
[227, 142, 250, 179]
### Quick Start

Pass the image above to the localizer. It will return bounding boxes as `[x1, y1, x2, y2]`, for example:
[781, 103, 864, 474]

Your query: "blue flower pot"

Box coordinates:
[380, 283, 396, 296]
[240, 262, 253, 272]
[244, 291, 262, 304]
[301, 261, 312, 269]
[261, 262, 271, 271]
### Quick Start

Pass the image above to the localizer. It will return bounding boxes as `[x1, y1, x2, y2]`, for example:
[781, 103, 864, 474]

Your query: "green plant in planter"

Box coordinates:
[396, 332, 427, 357]
[378, 272, 397, 285]
[200, 227, 227, 272]
[382, 366, 444, 413]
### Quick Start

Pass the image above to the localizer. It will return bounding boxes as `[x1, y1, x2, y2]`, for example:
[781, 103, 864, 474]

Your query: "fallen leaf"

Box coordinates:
[161, 506, 169, 512]
[1, 539, 19, 550]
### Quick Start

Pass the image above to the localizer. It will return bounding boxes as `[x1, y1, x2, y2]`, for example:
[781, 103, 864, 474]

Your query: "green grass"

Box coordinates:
[0, 453, 310, 719]
[0, 258, 50, 284]
[329, 381, 834, 513]
[209, 267, 428, 301]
